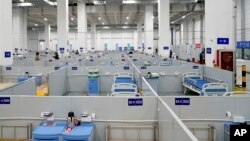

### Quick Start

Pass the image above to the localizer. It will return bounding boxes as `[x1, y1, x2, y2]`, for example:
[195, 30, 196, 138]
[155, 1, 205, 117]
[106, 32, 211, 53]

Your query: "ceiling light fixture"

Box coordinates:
[103, 26, 110, 29]
[182, 15, 186, 19]
[44, 18, 48, 21]
[98, 17, 101, 20]
[34, 24, 38, 26]
[70, 17, 74, 21]
[126, 17, 129, 20]
[43, 0, 57, 6]
[102, 22, 105, 25]
[123, 0, 137, 4]
[125, 22, 128, 25]
[14, 2, 34, 7]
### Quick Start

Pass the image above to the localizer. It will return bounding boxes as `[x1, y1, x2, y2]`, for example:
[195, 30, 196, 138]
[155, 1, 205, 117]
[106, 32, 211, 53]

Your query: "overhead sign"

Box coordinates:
[59, 48, 65, 53]
[237, 41, 250, 49]
[175, 98, 190, 106]
[0, 97, 10, 104]
[163, 46, 169, 50]
[217, 38, 229, 45]
[128, 98, 143, 106]
[206, 48, 212, 54]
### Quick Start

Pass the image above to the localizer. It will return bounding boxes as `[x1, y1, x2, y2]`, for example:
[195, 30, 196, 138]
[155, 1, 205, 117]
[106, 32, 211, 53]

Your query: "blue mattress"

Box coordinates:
[114, 89, 136, 92]
[33, 122, 66, 141]
[62, 124, 94, 141]
[115, 78, 135, 84]
[184, 77, 208, 90]
[17, 76, 30, 83]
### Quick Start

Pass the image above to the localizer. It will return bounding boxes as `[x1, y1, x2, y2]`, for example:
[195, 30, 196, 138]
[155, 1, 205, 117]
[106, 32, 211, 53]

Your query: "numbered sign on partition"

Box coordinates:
[0, 97, 10, 104]
[128, 98, 143, 106]
[175, 98, 190, 106]
[124, 66, 129, 70]
[72, 67, 78, 70]
[193, 66, 199, 70]
[6, 67, 12, 70]
[54, 67, 60, 70]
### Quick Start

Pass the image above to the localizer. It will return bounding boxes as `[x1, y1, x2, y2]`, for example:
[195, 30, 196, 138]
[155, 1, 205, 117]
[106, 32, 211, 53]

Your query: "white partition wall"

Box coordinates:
[162, 96, 250, 141]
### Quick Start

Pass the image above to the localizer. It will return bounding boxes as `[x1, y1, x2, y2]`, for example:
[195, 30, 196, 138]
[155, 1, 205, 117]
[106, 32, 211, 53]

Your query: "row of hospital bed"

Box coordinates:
[110, 72, 140, 96]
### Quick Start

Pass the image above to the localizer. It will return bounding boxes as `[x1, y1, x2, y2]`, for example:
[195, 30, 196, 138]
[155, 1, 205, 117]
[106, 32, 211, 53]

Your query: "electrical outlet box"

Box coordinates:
[81, 116, 92, 122]
[233, 116, 245, 123]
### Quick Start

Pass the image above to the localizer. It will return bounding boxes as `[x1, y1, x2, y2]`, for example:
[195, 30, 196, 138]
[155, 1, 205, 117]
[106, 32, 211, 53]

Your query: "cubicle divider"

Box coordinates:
[140, 65, 203, 95]
[0, 95, 199, 141]
[142, 77, 158, 96]
[0, 77, 36, 96]
[66, 66, 133, 95]
[204, 66, 234, 91]
[48, 67, 67, 96]
[158, 97, 199, 141]
[162, 96, 250, 141]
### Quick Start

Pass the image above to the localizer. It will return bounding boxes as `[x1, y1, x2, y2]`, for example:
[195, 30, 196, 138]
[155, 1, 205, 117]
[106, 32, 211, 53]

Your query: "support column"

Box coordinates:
[77, 0, 87, 53]
[23, 9, 27, 52]
[44, 23, 51, 50]
[144, 5, 154, 54]
[0, 0, 12, 66]
[181, 21, 188, 45]
[205, 0, 234, 67]
[137, 21, 143, 52]
[239, 0, 245, 58]
[57, 0, 68, 54]
[13, 8, 27, 54]
[158, 0, 171, 57]
[91, 23, 96, 50]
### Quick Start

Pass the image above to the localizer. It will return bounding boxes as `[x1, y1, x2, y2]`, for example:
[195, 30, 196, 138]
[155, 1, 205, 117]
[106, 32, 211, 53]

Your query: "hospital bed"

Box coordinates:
[111, 83, 138, 93]
[110, 92, 140, 96]
[32, 121, 94, 141]
[183, 72, 228, 96]
[114, 73, 135, 84]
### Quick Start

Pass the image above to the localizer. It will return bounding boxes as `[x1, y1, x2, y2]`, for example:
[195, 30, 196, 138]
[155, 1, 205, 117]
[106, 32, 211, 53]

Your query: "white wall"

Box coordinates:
[27, 29, 138, 52]
[174, 15, 204, 46]
[205, 0, 234, 67]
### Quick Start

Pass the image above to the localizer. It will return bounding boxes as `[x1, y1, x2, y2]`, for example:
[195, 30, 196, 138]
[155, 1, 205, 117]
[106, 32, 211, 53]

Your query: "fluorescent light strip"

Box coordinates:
[15, 2, 34, 7]
[43, 0, 57, 6]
